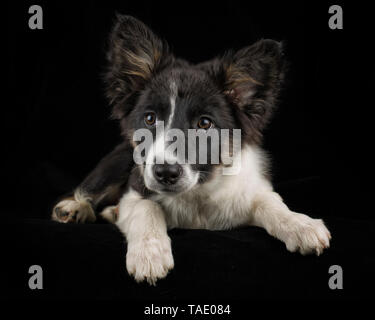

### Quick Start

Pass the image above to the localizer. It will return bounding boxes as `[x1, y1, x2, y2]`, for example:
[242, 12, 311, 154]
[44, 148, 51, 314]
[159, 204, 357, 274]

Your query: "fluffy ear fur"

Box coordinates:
[226, 40, 285, 141]
[204, 39, 286, 143]
[105, 15, 172, 119]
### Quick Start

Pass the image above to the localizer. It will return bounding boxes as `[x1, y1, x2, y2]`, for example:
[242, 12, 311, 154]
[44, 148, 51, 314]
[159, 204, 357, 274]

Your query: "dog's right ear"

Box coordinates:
[105, 15, 172, 119]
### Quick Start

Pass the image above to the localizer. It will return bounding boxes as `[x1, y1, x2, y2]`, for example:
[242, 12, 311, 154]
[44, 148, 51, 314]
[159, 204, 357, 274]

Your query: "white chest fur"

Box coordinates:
[151, 146, 273, 230]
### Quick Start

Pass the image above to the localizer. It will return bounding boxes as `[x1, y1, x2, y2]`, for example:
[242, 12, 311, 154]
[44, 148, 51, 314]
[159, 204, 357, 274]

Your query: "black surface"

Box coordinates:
[4, 210, 375, 300]
[4, 1, 374, 301]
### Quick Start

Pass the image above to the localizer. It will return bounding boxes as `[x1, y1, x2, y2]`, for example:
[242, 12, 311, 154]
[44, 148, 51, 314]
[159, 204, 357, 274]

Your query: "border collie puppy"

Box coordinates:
[52, 15, 331, 285]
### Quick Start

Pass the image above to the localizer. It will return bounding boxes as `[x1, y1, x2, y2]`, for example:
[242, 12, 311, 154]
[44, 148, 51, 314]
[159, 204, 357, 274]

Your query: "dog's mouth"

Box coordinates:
[145, 183, 192, 195]
[145, 178, 196, 195]
[159, 185, 185, 193]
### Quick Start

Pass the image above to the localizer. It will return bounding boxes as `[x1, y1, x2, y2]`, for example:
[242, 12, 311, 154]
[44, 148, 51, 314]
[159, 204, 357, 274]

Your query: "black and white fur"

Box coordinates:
[52, 15, 331, 285]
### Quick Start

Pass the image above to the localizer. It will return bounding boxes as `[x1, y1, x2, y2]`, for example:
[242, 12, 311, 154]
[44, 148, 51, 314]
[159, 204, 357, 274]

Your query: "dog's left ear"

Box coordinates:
[224, 39, 284, 105]
[207, 39, 285, 137]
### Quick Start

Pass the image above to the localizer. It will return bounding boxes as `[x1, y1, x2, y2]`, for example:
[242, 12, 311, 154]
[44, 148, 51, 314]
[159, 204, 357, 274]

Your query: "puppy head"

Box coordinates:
[105, 15, 285, 194]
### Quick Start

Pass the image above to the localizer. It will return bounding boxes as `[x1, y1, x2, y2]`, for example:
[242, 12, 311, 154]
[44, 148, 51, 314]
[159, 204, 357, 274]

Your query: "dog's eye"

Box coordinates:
[197, 117, 213, 130]
[144, 112, 156, 126]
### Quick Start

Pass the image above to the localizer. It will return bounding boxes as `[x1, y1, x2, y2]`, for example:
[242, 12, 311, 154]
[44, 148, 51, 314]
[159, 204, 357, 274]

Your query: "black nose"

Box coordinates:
[153, 164, 182, 185]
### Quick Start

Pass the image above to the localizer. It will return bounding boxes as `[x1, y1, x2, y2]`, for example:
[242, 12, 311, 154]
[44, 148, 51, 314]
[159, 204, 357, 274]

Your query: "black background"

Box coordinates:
[4, 0, 375, 302]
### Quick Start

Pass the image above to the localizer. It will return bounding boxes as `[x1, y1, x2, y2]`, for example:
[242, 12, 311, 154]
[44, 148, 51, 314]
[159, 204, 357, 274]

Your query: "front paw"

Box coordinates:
[52, 199, 96, 223]
[126, 236, 174, 285]
[284, 213, 331, 256]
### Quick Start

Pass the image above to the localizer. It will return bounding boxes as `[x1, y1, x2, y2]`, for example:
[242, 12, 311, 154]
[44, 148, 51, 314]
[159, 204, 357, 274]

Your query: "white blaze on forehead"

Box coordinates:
[144, 121, 178, 165]
[166, 81, 178, 129]
[144, 82, 179, 188]
[145, 122, 165, 165]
